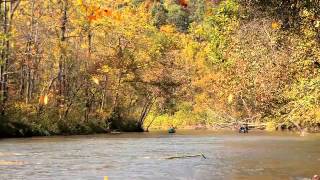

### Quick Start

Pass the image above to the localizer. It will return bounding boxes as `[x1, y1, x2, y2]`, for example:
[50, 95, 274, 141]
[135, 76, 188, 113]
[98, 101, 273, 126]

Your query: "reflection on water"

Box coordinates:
[0, 130, 319, 180]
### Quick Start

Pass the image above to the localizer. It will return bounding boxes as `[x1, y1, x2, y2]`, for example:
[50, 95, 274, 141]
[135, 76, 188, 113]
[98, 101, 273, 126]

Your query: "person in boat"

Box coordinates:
[168, 125, 176, 133]
[239, 124, 249, 133]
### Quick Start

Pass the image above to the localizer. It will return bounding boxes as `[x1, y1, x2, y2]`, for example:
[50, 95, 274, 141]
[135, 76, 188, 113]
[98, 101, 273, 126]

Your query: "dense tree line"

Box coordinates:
[0, 0, 319, 136]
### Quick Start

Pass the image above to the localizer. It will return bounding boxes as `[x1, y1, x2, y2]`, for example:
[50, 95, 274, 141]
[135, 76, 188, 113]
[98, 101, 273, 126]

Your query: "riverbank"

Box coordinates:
[146, 123, 320, 136]
[0, 117, 109, 138]
[1, 114, 320, 138]
[1, 123, 319, 138]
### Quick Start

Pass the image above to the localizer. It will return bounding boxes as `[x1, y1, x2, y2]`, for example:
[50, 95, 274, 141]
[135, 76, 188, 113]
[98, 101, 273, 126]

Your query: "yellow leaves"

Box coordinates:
[91, 76, 100, 85]
[265, 121, 277, 131]
[193, 24, 206, 37]
[125, 73, 135, 81]
[303, 28, 317, 38]
[193, 93, 211, 113]
[301, 9, 312, 17]
[313, 108, 320, 119]
[315, 20, 320, 28]
[227, 94, 234, 104]
[136, 51, 151, 64]
[39, 94, 49, 105]
[182, 40, 199, 62]
[271, 21, 281, 30]
[112, 12, 123, 21]
[101, 65, 111, 73]
[160, 25, 176, 34]
[76, 0, 83, 4]
[44, 95, 49, 105]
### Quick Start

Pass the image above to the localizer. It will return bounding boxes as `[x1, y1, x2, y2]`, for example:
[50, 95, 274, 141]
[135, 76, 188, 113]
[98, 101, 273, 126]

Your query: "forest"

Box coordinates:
[0, 0, 319, 136]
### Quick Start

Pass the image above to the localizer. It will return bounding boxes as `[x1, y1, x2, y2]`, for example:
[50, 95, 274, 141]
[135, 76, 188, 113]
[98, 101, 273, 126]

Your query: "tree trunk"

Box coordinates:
[84, 29, 92, 121]
[0, 0, 20, 114]
[139, 96, 155, 130]
[58, 0, 67, 108]
[25, 0, 36, 104]
[0, 0, 9, 115]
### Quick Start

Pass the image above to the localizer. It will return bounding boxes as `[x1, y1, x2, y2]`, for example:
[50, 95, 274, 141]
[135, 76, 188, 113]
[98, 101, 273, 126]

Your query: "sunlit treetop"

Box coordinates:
[76, 0, 113, 22]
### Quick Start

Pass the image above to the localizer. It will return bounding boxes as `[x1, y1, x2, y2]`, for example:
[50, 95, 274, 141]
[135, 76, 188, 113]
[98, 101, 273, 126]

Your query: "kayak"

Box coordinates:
[168, 128, 176, 133]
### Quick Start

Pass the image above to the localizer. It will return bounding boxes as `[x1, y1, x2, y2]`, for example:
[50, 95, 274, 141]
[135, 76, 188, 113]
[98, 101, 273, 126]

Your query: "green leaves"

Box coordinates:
[278, 77, 320, 125]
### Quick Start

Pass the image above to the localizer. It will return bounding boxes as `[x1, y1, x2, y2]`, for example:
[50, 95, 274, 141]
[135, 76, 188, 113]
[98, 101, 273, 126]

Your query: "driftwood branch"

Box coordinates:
[165, 153, 207, 160]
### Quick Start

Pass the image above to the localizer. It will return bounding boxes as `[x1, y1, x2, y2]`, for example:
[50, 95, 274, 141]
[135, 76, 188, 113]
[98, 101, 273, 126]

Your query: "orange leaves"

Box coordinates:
[39, 95, 44, 105]
[178, 0, 188, 8]
[39, 94, 49, 105]
[77, 0, 124, 23]
[78, 0, 113, 22]
[88, 14, 98, 21]
[144, 0, 153, 9]
[87, 7, 113, 22]
[103, 9, 112, 17]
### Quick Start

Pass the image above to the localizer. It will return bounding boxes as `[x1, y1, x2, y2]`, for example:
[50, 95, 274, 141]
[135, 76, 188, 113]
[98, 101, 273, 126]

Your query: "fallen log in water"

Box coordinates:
[212, 122, 267, 130]
[166, 153, 206, 160]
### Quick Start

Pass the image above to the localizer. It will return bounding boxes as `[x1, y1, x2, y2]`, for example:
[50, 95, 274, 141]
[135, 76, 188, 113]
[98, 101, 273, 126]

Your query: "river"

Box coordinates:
[0, 130, 319, 180]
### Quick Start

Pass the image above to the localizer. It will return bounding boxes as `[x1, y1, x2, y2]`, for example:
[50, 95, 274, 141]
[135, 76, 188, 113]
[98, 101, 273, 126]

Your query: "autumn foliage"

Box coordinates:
[0, 0, 319, 136]
[177, 0, 188, 8]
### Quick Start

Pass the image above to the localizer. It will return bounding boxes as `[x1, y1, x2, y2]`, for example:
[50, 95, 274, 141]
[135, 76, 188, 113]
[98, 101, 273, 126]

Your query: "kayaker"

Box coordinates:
[239, 124, 249, 133]
[168, 125, 176, 133]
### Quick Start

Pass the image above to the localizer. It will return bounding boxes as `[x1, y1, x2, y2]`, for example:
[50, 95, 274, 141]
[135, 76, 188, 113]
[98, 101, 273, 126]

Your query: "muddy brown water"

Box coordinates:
[0, 130, 319, 180]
